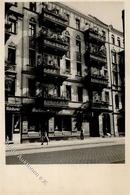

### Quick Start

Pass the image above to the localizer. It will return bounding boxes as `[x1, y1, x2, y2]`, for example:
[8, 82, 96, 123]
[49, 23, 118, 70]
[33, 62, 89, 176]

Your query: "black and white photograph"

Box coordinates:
[4, 1, 125, 165]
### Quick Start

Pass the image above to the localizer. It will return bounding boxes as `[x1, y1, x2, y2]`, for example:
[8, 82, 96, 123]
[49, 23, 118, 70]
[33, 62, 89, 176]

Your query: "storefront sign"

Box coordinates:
[6, 106, 20, 112]
[32, 108, 45, 113]
[58, 110, 74, 115]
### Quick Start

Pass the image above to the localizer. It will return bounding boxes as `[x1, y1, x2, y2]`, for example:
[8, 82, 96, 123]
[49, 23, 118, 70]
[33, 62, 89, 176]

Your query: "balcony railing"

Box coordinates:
[5, 96, 21, 106]
[91, 74, 108, 85]
[83, 74, 108, 88]
[37, 29, 69, 55]
[92, 100, 109, 110]
[85, 28, 106, 43]
[89, 53, 107, 63]
[39, 5, 68, 30]
[36, 95, 69, 108]
[22, 65, 35, 75]
[5, 61, 16, 74]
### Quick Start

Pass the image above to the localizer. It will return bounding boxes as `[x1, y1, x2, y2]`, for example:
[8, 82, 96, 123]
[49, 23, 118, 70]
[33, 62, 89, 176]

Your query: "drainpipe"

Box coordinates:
[108, 28, 115, 136]
[20, 3, 24, 143]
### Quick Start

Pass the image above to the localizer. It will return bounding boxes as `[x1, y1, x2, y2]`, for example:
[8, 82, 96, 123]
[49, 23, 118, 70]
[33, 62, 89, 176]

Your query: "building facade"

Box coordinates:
[5, 2, 125, 144]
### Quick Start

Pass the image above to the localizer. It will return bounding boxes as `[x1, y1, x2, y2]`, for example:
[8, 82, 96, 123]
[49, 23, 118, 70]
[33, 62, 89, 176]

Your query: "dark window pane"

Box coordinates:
[78, 87, 83, 102]
[8, 48, 16, 64]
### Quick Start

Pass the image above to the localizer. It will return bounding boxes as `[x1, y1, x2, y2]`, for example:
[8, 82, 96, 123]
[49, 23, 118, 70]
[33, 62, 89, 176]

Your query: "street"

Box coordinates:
[6, 144, 125, 164]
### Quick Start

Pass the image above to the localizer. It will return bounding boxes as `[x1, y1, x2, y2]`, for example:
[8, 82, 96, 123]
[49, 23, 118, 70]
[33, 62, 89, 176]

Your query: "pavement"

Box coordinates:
[6, 137, 125, 156]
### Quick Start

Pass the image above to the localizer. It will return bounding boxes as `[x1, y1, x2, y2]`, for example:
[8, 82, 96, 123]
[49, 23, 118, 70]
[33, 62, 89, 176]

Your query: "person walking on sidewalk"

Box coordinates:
[41, 130, 49, 145]
[80, 128, 84, 140]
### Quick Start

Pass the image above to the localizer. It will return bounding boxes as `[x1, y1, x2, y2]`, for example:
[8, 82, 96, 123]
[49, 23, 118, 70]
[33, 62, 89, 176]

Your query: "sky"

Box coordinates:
[63, 1, 124, 32]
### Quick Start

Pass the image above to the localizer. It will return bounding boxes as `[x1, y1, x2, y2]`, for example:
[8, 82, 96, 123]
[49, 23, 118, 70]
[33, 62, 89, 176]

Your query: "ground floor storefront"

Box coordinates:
[5, 105, 124, 144]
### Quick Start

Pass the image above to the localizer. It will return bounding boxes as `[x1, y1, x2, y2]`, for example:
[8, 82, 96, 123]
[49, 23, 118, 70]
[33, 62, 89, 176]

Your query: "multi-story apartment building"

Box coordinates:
[5, 2, 125, 144]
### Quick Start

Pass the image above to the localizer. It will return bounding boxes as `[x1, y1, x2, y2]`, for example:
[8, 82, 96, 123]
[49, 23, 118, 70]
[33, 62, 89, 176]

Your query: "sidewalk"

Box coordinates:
[6, 137, 125, 153]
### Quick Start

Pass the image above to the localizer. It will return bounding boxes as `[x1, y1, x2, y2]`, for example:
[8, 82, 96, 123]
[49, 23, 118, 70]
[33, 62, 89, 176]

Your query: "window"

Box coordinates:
[9, 18, 17, 34]
[117, 37, 121, 47]
[105, 91, 109, 103]
[65, 31, 70, 58]
[29, 2, 36, 12]
[76, 40, 81, 53]
[5, 78, 15, 96]
[28, 79, 36, 97]
[66, 85, 71, 100]
[77, 63, 82, 76]
[112, 51, 117, 64]
[8, 47, 16, 64]
[115, 94, 119, 108]
[77, 87, 83, 102]
[111, 35, 115, 45]
[76, 18, 80, 30]
[29, 23, 36, 37]
[102, 30, 106, 38]
[65, 60, 71, 74]
[113, 72, 118, 86]
[29, 49, 36, 66]
[66, 13, 70, 25]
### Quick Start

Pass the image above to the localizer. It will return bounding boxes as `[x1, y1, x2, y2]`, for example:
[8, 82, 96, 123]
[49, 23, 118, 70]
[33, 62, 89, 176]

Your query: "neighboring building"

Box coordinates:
[5, 2, 125, 144]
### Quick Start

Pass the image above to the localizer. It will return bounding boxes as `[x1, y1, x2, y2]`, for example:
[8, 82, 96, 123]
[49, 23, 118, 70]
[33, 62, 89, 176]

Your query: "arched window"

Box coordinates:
[115, 94, 119, 108]
[76, 35, 81, 40]
[111, 34, 115, 45]
[117, 37, 121, 47]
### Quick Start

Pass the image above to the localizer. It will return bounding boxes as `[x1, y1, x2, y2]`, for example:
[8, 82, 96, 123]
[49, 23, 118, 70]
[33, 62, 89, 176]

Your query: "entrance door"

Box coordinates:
[103, 113, 111, 135]
[5, 113, 13, 141]
[90, 113, 100, 137]
[62, 116, 72, 131]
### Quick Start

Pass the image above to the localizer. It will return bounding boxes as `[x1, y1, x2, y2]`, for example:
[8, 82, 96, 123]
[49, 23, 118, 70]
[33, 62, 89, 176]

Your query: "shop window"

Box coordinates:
[77, 62, 82, 76]
[76, 18, 80, 30]
[77, 87, 83, 102]
[8, 47, 16, 64]
[28, 79, 36, 97]
[66, 85, 71, 100]
[65, 59, 71, 74]
[29, 49, 36, 66]
[115, 94, 119, 108]
[29, 2, 36, 12]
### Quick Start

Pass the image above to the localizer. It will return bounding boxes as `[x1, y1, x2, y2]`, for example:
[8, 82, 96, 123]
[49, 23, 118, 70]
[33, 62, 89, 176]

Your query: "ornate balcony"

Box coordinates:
[39, 5, 68, 31]
[36, 95, 69, 108]
[83, 74, 108, 89]
[85, 28, 106, 44]
[91, 100, 109, 110]
[5, 96, 21, 106]
[85, 47, 107, 65]
[36, 64, 68, 84]
[37, 29, 69, 56]
[22, 65, 36, 75]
